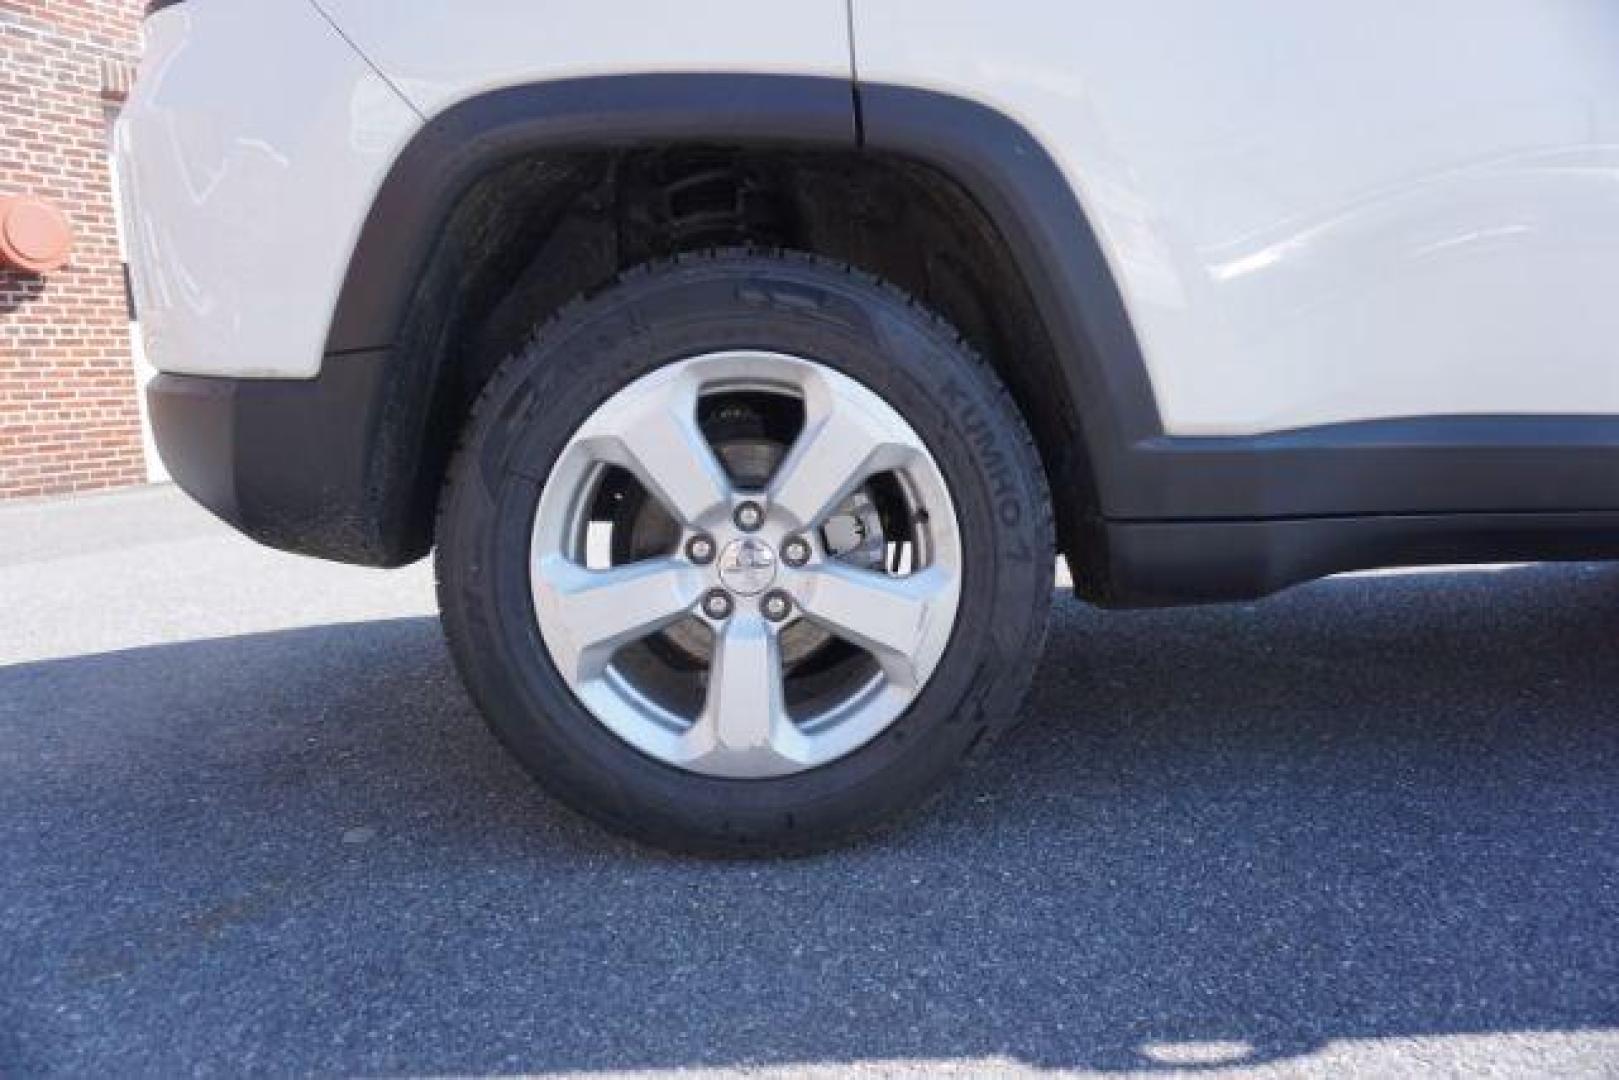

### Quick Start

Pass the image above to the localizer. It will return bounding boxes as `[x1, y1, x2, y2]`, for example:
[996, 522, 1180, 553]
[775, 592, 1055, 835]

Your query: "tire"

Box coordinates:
[436, 251, 1053, 854]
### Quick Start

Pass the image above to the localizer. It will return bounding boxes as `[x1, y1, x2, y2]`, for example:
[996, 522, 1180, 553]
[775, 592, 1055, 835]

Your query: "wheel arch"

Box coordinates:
[312, 75, 1158, 570]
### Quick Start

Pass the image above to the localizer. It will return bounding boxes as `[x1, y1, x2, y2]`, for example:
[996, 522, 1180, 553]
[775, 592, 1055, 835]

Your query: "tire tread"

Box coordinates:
[434, 249, 1054, 855]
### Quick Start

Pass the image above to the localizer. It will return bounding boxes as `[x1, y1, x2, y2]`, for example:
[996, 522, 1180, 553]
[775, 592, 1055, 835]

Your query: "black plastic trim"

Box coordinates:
[857, 85, 1162, 516]
[325, 77, 1164, 525]
[151, 365, 1619, 597]
[1119, 416, 1619, 520]
[144, 0, 186, 16]
[326, 75, 857, 355]
[149, 73, 1619, 596]
[326, 77, 1619, 524]
[1102, 510, 1619, 606]
[148, 357, 417, 566]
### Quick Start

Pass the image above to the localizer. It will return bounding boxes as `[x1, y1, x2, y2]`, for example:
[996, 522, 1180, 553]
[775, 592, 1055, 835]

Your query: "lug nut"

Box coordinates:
[733, 501, 764, 532]
[685, 535, 716, 564]
[702, 590, 734, 620]
[760, 590, 793, 623]
[781, 536, 812, 567]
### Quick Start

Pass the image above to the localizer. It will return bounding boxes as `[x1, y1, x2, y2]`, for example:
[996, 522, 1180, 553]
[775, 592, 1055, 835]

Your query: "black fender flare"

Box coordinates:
[312, 75, 1157, 566]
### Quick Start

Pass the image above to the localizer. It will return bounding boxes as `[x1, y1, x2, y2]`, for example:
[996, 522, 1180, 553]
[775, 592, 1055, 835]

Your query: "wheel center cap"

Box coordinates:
[717, 538, 778, 596]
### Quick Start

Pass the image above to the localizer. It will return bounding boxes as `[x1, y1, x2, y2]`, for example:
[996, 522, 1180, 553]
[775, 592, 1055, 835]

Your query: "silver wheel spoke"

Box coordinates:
[575, 372, 731, 527]
[531, 350, 963, 780]
[533, 556, 703, 681]
[684, 614, 794, 775]
[767, 373, 923, 530]
[798, 564, 955, 690]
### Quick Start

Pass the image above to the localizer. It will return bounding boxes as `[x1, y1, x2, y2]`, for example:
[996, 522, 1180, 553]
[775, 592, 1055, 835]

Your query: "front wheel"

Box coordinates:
[436, 252, 1053, 853]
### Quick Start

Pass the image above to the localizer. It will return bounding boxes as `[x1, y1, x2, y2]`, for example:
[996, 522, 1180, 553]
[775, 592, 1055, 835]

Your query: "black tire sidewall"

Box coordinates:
[438, 254, 1053, 850]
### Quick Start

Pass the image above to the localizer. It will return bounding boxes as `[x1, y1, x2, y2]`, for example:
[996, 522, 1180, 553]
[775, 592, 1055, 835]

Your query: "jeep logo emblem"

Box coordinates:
[717, 538, 778, 596]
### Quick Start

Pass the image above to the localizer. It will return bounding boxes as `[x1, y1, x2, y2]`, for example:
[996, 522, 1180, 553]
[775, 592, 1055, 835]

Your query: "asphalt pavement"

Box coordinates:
[3, 485, 1618, 1078]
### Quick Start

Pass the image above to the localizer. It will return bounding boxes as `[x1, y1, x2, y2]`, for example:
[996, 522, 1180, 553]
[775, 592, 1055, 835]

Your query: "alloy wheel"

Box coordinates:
[528, 350, 963, 779]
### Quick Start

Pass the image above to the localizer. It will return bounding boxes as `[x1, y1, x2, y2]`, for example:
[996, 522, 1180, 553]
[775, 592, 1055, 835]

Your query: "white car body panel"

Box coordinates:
[118, 0, 851, 381]
[121, 0, 1619, 439]
[855, 0, 1619, 435]
[116, 3, 421, 379]
[313, 0, 854, 122]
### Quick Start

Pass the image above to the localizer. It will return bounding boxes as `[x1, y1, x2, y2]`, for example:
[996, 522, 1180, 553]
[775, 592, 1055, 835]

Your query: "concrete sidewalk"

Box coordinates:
[0, 485, 437, 667]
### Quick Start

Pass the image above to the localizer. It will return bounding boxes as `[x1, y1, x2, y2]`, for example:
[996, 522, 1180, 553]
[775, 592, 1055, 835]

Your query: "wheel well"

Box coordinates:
[397, 145, 1096, 568]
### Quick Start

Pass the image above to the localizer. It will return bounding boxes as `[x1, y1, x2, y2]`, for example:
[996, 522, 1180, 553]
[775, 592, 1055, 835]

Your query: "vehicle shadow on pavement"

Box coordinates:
[3, 563, 1618, 1074]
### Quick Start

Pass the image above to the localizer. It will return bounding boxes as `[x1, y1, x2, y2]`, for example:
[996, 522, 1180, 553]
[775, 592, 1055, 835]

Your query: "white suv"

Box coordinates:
[119, 1, 1619, 852]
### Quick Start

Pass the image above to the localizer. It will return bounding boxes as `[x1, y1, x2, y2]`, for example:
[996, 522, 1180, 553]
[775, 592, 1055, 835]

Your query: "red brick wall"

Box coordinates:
[0, 0, 145, 499]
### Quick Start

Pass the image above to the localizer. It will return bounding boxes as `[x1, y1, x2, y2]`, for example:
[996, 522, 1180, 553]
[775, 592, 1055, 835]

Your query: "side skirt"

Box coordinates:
[1098, 510, 1619, 606]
